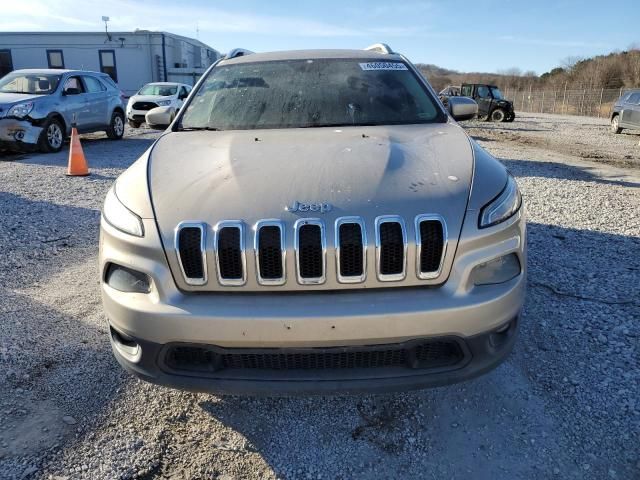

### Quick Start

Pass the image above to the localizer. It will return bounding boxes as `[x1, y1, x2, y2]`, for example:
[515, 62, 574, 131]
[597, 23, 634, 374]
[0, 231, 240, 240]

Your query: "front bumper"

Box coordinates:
[100, 206, 526, 395]
[110, 317, 518, 395]
[126, 109, 152, 123]
[0, 118, 42, 150]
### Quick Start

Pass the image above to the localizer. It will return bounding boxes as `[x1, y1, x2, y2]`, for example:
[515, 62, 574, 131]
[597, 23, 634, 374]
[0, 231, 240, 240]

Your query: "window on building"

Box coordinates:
[83, 75, 106, 93]
[47, 50, 65, 69]
[99, 50, 117, 82]
[0, 50, 13, 78]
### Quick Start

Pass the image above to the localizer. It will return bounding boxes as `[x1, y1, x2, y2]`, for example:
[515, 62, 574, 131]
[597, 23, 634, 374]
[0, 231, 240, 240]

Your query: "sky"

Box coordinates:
[1, 0, 639, 75]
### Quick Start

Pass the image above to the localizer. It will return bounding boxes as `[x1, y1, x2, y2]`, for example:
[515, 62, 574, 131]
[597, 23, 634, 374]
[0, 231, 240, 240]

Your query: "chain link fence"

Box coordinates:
[502, 87, 636, 118]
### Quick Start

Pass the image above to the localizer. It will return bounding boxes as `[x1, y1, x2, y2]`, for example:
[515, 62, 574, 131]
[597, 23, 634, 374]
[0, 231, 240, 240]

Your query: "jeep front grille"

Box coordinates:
[174, 215, 447, 288]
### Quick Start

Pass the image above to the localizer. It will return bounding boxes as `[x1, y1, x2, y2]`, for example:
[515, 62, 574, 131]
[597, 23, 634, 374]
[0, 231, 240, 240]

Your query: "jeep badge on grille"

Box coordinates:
[286, 201, 332, 214]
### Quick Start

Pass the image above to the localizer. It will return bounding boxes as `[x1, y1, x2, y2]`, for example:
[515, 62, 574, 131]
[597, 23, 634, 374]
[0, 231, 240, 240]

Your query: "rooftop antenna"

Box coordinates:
[102, 16, 112, 42]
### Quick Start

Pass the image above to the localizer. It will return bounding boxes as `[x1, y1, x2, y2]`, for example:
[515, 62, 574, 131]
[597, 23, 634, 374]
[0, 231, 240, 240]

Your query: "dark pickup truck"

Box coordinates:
[440, 84, 515, 122]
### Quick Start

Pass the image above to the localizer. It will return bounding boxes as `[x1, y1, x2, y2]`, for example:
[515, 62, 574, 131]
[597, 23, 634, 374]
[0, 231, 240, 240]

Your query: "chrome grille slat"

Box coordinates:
[214, 220, 246, 286]
[375, 216, 407, 282]
[294, 219, 326, 285]
[415, 214, 447, 280]
[175, 222, 207, 286]
[255, 220, 286, 285]
[335, 217, 367, 283]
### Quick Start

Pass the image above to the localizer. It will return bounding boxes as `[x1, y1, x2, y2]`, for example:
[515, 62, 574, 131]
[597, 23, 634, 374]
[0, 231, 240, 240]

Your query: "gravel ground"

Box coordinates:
[465, 111, 640, 167]
[0, 116, 638, 480]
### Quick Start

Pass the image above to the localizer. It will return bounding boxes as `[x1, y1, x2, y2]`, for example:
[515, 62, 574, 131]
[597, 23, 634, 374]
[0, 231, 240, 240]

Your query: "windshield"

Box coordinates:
[139, 84, 177, 96]
[180, 59, 443, 130]
[490, 87, 504, 100]
[0, 72, 61, 95]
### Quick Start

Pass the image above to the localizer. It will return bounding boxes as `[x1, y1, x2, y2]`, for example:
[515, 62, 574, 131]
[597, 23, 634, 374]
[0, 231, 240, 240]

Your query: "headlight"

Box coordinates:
[156, 100, 171, 106]
[479, 174, 522, 228]
[7, 102, 34, 119]
[102, 186, 144, 237]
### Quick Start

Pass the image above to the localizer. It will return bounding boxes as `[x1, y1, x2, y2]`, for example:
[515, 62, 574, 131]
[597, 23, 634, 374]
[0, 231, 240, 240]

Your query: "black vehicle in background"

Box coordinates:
[610, 89, 640, 134]
[461, 84, 515, 122]
[440, 84, 515, 122]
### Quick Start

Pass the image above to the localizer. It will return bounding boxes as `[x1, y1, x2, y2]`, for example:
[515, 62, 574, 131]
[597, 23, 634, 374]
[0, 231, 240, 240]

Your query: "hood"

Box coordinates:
[0, 93, 45, 114]
[148, 123, 474, 291]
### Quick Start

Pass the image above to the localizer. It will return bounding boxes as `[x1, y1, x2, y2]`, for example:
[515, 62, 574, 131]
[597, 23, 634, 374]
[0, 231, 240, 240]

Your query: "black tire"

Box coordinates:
[505, 113, 515, 122]
[490, 108, 506, 122]
[610, 115, 622, 134]
[128, 119, 141, 129]
[106, 110, 125, 139]
[37, 117, 65, 153]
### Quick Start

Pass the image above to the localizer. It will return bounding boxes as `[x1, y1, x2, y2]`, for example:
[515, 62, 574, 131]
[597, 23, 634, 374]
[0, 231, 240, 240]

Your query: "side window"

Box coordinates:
[99, 50, 118, 82]
[0, 49, 13, 78]
[63, 76, 85, 94]
[476, 86, 490, 98]
[47, 50, 65, 69]
[461, 85, 472, 97]
[83, 76, 106, 93]
[628, 93, 640, 105]
[101, 75, 118, 90]
[179, 86, 189, 99]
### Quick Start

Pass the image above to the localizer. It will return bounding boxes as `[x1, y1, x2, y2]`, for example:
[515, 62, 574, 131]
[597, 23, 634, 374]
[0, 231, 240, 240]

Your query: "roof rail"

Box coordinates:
[225, 48, 254, 59]
[364, 43, 395, 54]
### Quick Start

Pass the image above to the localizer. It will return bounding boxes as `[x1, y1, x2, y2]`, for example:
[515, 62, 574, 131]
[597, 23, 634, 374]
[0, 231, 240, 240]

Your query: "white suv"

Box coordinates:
[126, 82, 191, 128]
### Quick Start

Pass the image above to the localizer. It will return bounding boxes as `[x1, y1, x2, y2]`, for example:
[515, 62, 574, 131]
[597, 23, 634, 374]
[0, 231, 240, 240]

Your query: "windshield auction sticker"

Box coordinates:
[359, 62, 408, 71]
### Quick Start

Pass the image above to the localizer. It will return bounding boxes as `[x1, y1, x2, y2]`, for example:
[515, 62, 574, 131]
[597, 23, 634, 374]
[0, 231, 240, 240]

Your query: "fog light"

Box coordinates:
[104, 263, 151, 293]
[472, 253, 521, 286]
[14, 130, 25, 141]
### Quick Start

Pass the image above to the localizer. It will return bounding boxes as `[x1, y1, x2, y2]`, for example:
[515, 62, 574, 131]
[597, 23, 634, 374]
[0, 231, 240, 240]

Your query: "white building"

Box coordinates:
[0, 31, 222, 95]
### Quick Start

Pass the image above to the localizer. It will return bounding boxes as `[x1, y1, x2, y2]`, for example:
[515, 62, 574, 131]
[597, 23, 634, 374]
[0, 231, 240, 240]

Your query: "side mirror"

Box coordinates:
[145, 106, 175, 130]
[63, 87, 81, 96]
[448, 96, 478, 121]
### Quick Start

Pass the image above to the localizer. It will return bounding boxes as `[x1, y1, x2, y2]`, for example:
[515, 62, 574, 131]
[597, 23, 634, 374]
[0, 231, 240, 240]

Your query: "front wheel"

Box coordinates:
[610, 115, 622, 134]
[106, 111, 125, 139]
[37, 117, 65, 153]
[505, 112, 515, 122]
[490, 108, 506, 122]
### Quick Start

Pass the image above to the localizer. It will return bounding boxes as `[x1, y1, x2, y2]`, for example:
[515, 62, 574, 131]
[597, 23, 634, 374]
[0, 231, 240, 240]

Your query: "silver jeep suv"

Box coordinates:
[100, 45, 526, 395]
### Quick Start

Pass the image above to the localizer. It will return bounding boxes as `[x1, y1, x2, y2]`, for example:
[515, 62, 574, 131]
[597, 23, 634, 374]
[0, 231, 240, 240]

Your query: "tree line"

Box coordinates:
[418, 46, 640, 93]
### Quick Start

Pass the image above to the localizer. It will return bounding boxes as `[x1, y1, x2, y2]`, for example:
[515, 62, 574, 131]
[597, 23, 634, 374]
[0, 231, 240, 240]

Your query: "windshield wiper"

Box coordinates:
[176, 126, 223, 132]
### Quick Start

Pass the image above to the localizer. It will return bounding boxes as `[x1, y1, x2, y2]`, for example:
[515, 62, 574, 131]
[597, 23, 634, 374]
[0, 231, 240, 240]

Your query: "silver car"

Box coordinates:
[100, 45, 526, 395]
[0, 69, 125, 153]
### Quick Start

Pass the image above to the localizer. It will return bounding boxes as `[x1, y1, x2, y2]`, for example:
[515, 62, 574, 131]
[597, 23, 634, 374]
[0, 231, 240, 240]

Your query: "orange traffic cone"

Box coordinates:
[66, 126, 89, 176]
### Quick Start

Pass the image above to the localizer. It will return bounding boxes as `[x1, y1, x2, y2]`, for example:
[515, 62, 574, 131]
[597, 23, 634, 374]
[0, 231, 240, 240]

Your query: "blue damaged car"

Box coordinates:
[0, 69, 125, 153]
